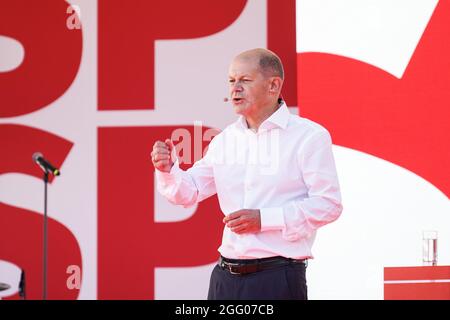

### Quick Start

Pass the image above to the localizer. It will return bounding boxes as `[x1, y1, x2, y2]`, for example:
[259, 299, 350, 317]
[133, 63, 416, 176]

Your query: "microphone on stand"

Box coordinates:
[32, 152, 60, 176]
[31, 152, 60, 300]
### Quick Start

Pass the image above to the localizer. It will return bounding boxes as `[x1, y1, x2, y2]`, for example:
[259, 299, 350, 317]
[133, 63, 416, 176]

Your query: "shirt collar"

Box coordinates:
[236, 102, 290, 132]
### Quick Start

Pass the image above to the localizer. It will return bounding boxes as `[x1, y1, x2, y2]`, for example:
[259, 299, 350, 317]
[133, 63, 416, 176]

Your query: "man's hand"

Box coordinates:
[223, 209, 261, 234]
[151, 139, 175, 173]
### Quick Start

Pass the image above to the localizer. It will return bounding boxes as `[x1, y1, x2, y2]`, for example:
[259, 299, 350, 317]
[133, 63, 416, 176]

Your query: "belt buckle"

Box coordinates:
[224, 261, 241, 275]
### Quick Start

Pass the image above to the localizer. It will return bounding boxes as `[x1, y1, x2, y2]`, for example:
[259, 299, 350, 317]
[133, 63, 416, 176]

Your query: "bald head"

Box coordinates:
[234, 48, 284, 80]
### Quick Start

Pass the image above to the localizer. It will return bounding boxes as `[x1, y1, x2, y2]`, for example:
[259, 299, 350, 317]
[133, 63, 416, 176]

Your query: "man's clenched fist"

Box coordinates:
[151, 139, 175, 173]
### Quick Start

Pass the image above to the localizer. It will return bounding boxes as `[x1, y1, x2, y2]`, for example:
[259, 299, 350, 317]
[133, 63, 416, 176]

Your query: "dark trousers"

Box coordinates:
[207, 261, 307, 300]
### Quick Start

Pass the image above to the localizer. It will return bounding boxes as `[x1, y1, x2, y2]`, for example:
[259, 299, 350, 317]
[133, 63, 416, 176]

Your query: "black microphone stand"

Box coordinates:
[32, 152, 60, 300]
[43, 171, 49, 300]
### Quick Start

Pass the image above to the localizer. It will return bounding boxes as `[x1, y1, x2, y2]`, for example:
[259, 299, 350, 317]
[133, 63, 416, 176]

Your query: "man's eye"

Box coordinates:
[229, 79, 235, 83]
[242, 79, 251, 82]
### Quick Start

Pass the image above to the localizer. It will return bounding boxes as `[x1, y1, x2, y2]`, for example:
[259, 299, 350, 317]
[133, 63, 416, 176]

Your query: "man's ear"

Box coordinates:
[269, 77, 282, 94]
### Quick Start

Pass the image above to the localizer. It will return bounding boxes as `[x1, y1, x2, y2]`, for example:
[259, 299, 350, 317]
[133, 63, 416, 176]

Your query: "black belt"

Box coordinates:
[219, 255, 306, 275]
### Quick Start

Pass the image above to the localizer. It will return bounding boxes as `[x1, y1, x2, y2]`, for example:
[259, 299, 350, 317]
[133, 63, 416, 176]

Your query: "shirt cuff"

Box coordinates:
[260, 207, 285, 232]
[155, 160, 181, 186]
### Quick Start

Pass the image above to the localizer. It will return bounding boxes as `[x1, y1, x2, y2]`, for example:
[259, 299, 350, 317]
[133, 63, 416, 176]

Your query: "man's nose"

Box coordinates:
[231, 82, 243, 92]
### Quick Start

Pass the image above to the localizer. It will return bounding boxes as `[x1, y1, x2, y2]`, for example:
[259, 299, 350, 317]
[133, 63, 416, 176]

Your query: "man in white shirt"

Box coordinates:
[151, 48, 343, 300]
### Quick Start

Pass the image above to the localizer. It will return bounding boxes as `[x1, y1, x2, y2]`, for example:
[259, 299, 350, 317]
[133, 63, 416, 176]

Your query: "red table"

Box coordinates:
[384, 266, 450, 300]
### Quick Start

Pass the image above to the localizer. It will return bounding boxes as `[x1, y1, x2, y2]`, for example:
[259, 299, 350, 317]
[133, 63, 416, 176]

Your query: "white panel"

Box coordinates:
[308, 146, 450, 299]
[295, 0, 448, 300]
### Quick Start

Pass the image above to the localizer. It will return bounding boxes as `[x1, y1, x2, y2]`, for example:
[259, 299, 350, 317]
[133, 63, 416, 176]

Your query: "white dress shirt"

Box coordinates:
[156, 103, 342, 259]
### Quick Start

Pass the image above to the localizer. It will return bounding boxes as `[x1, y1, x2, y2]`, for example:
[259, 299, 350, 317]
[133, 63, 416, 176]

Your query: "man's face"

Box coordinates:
[228, 57, 271, 116]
